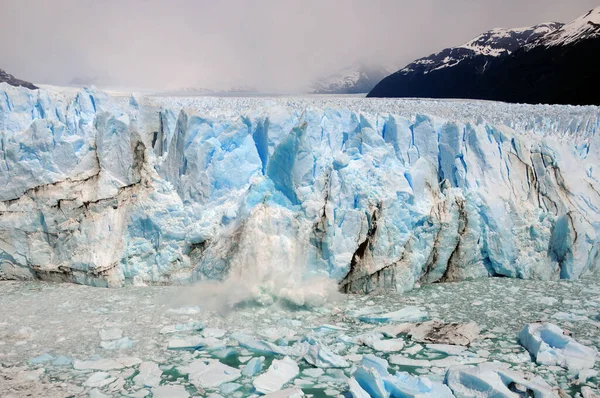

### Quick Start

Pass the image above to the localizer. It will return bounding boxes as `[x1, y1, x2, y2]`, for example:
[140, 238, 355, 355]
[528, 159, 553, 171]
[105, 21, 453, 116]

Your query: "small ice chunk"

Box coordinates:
[313, 325, 347, 335]
[388, 355, 431, 367]
[52, 355, 73, 366]
[519, 323, 597, 371]
[539, 297, 558, 306]
[581, 386, 600, 398]
[74, 359, 125, 371]
[253, 356, 300, 394]
[118, 357, 143, 367]
[89, 389, 111, 398]
[242, 356, 264, 377]
[179, 359, 241, 389]
[203, 328, 226, 338]
[168, 306, 201, 315]
[371, 338, 405, 353]
[231, 333, 286, 355]
[358, 307, 428, 324]
[578, 369, 598, 383]
[348, 376, 371, 398]
[100, 337, 135, 350]
[99, 328, 123, 341]
[83, 372, 116, 388]
[302, 368, 324, 378]
[134, 362, 163, 388]
[403, 344, 423, 355]
[352, 366, 388, 397]
[220, 382, 242, 394]
[152, 385, 189, 398]
[160, 321, 205, 334]
[425, 344, 467, 356]
[124, 390, 150, 398]
[28, 353, 54, 365]
[304, 342, 349, 368]
[167, 336, 206, 350]
[263, 388, 305, 397]
[551, 312, 588, 321]
[361, 354, 389, 377]
[374, 323, 413, 338]
[22, 368, 45, 381]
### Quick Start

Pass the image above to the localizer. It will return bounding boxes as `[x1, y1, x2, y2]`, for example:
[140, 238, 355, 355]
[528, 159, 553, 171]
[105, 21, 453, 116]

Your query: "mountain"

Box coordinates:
[311, 64, 391, 94]
[0, 68, 37, 90]
[369, 7, 600, 105]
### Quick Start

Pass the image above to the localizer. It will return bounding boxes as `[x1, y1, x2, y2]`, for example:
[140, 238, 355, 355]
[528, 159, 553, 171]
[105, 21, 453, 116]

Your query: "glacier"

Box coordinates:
[0, 83, 599, 293]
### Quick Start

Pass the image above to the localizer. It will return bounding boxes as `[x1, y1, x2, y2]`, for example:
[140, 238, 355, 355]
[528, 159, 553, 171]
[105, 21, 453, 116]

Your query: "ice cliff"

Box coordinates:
[0, 83, 599, 292]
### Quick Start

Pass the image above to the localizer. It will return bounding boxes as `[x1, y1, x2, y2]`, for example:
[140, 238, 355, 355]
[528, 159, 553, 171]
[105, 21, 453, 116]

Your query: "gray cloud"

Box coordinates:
[1, 0, 597, 92]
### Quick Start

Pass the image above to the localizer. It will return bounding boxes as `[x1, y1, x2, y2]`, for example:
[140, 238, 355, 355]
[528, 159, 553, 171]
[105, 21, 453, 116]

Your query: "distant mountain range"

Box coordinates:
[368, 7, 600, 105]
[311, 64, 391, 94]
[0, 69, 37, 90]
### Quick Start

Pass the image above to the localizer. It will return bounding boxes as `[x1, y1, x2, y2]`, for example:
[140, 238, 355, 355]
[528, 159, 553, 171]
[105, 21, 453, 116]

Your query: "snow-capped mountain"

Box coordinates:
[531, 6, 600, 47]
[399, 23, 562, 76]
[369, 7, 600, 105]
[311, 64, 390, 94]
[0, 68, 37, 90]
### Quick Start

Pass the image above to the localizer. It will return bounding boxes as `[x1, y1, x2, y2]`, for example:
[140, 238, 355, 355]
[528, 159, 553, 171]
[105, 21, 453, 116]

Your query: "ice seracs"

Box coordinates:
[0, 84, 599, 294]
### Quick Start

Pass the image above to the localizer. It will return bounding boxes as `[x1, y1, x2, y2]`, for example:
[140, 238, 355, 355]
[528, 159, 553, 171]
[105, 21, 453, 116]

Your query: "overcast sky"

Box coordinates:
[1, 0, 597, 92]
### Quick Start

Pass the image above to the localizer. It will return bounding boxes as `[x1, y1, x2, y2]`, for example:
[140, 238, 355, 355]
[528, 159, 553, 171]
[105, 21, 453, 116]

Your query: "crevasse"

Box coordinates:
[0, 83, 599, 292]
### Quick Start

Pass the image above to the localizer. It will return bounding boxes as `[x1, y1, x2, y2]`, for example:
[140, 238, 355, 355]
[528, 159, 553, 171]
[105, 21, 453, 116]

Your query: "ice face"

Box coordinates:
[0, 83, 599, 293]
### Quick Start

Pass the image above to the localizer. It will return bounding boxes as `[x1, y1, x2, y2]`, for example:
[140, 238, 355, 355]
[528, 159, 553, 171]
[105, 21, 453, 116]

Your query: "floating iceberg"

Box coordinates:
[253, 356, 300, 394]
[351, 354, 454, 397]
[519, 323, 597, 370]
[445, 363, 557, 398]
[0, 84, 599, 292]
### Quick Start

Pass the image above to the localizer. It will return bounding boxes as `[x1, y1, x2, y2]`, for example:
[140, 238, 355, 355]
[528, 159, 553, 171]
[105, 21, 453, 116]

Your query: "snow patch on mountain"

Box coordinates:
[531, 6, 600, 47]
[311, 65, 390, 94]
[401, 23, 563, 75]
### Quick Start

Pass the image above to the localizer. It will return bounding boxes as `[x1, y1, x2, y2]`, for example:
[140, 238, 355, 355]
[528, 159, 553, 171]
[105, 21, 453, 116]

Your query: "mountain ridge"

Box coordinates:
[0, 69, 37, 90]
[368, 7, 600, 105]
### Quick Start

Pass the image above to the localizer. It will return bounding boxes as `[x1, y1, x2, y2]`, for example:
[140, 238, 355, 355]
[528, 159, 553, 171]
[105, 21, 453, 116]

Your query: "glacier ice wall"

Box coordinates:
[0, 83, 599, 292]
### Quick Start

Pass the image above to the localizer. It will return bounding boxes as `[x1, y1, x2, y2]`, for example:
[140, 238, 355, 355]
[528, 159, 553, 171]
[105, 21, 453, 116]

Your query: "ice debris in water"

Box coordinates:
[357, 307, 429, 324]
[160, 321, 205, 334]
[303, 338, 350, 368]
[241, 356, 265, 376]
[179, 359, 241, 389]
[519, 323, 597, 371]
[152, 385, 190, 398]
[133, 361, 163, 388]
[99, 328, 123, 341]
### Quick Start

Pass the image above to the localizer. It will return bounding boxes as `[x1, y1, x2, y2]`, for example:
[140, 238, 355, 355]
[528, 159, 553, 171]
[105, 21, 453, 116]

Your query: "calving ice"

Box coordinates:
[0, 84, 599, 295]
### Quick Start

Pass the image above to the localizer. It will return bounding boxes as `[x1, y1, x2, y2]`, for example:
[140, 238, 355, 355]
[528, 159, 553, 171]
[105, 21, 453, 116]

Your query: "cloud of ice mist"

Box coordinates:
[1, 0, 597, 91]
[170, 275, 343, 315]
[164, 204, 343, 314]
